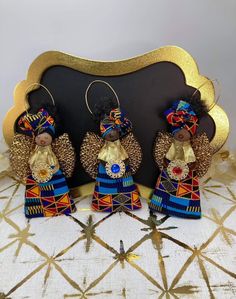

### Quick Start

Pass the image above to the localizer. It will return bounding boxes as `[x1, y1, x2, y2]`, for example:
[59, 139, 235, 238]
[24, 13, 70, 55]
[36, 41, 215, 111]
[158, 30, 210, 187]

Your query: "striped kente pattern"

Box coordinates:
[149, 169, 201, 219]
[92, 163, 141, 212]
[25, 169, 76, 218]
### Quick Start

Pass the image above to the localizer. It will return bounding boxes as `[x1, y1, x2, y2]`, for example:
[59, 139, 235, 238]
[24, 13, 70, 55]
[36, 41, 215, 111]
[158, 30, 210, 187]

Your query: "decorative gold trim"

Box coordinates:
[2, 46, 230, 198]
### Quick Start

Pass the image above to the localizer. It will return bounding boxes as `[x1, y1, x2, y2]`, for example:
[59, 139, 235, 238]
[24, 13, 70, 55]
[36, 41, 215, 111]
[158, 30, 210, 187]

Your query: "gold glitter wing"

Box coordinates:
[153, 132, 173, 169]
[9, 133, 34, 181]
[191, 132, 213, 178]
[121, 132, 142, 175]
[52, 133, 76, 178]
[80, 132, 104, 179]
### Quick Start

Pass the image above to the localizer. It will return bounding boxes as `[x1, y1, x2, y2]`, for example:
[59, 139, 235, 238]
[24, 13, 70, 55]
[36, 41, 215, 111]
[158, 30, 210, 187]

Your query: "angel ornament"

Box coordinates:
[80, 80, 142, 212]
[9, 83, 76, 218]
[149, 98, 213, 219]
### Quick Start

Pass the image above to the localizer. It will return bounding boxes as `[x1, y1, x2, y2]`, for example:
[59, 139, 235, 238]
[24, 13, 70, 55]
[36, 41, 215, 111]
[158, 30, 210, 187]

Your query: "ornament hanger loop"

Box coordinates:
[85, 80, 120, 115]
[191, 78, 221, 111]
[24, 83, 55, 114]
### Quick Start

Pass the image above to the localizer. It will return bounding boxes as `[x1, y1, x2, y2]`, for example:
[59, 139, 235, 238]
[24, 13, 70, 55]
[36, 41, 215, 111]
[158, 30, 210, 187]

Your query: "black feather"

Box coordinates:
[180, 96, 208, 118]
[93, 96, 118, 122]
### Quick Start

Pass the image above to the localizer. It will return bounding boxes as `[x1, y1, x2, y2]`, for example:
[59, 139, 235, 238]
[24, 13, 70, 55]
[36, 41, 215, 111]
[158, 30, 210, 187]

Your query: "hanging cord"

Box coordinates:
[190, 78, 221, 111]
[24, 83, 55, 115]
[85, 80, 120, 115]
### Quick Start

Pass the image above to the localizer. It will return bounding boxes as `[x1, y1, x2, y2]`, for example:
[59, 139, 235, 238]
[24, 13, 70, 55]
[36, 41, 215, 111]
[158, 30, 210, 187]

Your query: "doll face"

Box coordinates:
[35, 132, 52, 146]
[104, 129, 120, 141]
[174, 128, 191, 141]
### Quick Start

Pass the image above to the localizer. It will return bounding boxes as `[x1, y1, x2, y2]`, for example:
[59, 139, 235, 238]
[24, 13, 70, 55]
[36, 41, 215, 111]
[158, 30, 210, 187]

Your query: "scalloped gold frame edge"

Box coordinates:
[2, 45, 229, 198]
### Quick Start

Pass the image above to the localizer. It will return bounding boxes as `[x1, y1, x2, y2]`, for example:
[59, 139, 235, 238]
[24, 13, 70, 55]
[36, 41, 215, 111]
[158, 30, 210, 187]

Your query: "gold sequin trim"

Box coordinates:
[120, 132, 142, 175]
[9, 133, 34, 181]
[80, 132, 104, 179]
[52, 133, 75, 178]
[191, 132, 213, 178]
[153, 132, 173, 169]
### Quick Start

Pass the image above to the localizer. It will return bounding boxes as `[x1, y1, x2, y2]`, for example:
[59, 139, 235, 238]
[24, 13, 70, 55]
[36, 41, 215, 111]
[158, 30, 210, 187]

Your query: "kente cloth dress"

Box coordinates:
[92, 139, 141, 212]
[149, 139, 201, 219]
[25, 145, 76, 218]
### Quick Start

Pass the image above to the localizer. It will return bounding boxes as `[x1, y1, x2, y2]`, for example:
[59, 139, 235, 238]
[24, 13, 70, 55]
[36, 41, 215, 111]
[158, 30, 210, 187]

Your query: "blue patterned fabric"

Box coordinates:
[18, 108, 55, 137]
[25, 169, 76, 218]
[92, 163, 141, 212]
[95, 163, 136, 194]
[100, 108, 132, 138]
[149, 169, 201, 219]
[164, 100, 199, 136]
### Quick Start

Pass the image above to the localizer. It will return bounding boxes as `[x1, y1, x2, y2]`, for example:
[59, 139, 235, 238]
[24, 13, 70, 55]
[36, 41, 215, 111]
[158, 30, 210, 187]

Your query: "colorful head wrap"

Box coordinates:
[18, 108, 55, 137]
[100, 107, 132, 138]
[164, 100, 199, 136]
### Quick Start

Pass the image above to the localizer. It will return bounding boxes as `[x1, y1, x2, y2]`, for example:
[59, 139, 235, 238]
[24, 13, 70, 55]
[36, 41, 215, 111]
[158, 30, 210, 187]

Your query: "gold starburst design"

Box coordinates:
[32, 163, 53, 183]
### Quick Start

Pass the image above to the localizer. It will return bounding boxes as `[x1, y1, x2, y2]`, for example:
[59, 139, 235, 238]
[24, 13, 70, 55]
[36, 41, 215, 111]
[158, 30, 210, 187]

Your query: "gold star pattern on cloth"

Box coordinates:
[0, 157, 236, 298]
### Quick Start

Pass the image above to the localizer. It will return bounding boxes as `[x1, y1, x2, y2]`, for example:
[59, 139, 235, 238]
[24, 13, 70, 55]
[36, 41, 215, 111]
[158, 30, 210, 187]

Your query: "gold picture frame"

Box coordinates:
[2, 46, 229, 198]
